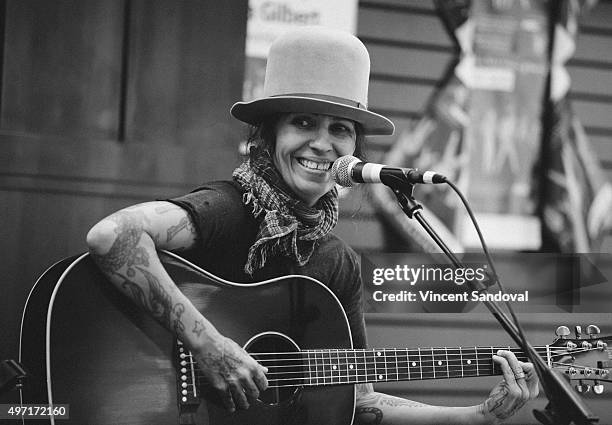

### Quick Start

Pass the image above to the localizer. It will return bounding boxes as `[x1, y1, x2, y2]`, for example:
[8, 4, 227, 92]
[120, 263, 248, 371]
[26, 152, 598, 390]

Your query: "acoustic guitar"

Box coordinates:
[18, 251, 611, 424]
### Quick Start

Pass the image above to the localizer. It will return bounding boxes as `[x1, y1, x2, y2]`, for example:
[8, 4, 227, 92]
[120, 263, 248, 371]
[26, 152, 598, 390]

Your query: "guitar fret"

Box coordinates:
[327, 350, 332, 385]
[383, 349, 388, 381]
[306, 350, 312, 385]
[445, 347, 450, 377]
[460, 347, 465, 378]
[418, 347, 423, 380]
[431, 348, 436, 379]
[405, 348, 411, 381]
[394, 348, 399, 381]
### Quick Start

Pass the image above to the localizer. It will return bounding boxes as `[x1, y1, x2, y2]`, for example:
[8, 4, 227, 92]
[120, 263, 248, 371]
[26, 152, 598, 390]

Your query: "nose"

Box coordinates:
[308, 128, 333, 152]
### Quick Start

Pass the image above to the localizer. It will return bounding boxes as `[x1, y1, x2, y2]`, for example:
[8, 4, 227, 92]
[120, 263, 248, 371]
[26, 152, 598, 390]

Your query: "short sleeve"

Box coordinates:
[165, 181, 257, 281]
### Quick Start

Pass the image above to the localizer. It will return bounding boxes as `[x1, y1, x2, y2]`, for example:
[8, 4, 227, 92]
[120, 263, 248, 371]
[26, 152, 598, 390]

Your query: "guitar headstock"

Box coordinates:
[550, 325, 611, 394]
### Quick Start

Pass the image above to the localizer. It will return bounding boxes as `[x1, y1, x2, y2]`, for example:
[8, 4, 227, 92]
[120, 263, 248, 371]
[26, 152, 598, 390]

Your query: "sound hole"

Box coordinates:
[245, 332, 303, 406]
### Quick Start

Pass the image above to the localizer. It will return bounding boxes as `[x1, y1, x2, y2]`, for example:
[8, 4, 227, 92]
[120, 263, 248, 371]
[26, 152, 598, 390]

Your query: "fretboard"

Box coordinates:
[289, 346, 542, 387]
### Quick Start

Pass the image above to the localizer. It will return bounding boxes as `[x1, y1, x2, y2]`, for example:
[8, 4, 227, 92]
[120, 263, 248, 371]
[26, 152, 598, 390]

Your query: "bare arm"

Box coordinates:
[354, 351, 539, 425]
[354, 383, 485, 425]
[86, 201, 267, 412]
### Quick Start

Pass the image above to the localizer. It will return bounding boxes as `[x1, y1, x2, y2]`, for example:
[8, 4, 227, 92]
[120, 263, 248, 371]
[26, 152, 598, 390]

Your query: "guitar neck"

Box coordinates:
[291, 346, 549, 386]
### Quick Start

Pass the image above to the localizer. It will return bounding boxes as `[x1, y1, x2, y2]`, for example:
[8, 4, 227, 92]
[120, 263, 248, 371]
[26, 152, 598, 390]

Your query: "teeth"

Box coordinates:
[297, 158, 331, 171]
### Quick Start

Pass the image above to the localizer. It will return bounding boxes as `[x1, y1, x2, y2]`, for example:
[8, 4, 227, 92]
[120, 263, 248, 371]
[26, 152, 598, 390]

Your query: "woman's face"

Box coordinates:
[274, 113, 356, 206]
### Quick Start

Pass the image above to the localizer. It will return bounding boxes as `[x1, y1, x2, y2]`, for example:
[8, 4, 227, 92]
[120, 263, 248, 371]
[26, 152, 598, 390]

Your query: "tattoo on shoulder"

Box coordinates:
[154, 205, 177, 214]
[166, 216, 196, 243]
[355, 407, 383, 425]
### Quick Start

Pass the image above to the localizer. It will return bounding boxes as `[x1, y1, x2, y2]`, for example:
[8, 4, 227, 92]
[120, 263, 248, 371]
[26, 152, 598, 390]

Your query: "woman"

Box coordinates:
[86, 27, 538, 424]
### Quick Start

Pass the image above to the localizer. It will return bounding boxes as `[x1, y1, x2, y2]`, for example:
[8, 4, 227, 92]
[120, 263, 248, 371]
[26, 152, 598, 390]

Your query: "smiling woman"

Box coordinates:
[86, 26, 539, 425]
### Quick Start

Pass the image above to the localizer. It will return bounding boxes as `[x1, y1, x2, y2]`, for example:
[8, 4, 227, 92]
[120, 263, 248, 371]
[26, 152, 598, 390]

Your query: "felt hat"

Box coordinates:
[230, 27, 394, 136]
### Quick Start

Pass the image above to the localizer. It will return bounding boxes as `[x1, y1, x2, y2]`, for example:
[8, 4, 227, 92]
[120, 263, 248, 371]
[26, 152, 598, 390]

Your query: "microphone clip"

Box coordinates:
[391, 185, 422, 219]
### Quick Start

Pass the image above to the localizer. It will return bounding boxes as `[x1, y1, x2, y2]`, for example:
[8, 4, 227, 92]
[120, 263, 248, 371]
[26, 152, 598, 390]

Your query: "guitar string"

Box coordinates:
[247, 348, 589, 364]
[182, 347, 593, 372]
[246, 346, 591, 358]
[189, 361, 605, 381]
[191, 362, 604, 389]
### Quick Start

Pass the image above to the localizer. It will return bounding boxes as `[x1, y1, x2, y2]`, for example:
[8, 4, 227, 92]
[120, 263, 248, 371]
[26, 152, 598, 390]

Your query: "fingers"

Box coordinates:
[498, 350, 529, 400]
[215, 381, 237, 413]
[228, 379, 250, 411]
[494, 350, 539, 403]
[521, 361, 540, 398]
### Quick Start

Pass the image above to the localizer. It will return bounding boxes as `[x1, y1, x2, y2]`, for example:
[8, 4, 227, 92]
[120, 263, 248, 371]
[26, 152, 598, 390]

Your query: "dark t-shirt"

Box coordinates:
[167, 180, 367, 349]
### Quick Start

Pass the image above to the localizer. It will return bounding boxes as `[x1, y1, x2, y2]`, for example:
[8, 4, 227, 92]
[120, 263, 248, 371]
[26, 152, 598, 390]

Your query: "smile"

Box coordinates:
[296, 158, 332, 171]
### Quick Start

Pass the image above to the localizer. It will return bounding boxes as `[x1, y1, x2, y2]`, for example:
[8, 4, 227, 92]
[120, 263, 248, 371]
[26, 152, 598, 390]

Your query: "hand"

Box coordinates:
[480, 350, 539, 424]
[192, 333, 268, 412]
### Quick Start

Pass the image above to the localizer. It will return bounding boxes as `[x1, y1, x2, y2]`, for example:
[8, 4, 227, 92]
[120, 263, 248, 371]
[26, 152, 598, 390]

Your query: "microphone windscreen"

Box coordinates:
[332, 155, 360, 187]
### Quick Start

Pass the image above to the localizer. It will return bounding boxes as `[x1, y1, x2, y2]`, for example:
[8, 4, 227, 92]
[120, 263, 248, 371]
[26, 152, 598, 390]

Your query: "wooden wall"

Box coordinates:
[356, 1, 612, 423]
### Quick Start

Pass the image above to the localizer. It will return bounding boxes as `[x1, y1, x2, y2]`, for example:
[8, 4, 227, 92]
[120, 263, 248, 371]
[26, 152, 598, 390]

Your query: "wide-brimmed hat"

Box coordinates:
[231, 27, 394, 136]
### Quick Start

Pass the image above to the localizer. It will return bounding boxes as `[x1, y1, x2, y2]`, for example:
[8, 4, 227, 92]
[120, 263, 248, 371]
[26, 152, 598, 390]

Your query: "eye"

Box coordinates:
[330, 122, 355, 138]
[291, 115, 316, 129]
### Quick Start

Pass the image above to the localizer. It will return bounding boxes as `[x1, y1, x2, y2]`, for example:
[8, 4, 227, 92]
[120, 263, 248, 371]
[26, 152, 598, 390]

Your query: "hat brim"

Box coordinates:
[230, 96, 394, 136]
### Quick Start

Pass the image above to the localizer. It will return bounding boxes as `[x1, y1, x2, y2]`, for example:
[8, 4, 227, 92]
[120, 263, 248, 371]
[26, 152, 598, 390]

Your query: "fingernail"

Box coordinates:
[497, 350, 503, 356]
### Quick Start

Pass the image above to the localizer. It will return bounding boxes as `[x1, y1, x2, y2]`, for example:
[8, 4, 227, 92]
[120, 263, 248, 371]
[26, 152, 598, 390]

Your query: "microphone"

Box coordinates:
[332, 155, 447, 188]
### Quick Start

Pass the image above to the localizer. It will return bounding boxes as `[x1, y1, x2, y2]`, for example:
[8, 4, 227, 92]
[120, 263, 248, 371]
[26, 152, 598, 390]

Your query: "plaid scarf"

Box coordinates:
[232, 152, 339, 275]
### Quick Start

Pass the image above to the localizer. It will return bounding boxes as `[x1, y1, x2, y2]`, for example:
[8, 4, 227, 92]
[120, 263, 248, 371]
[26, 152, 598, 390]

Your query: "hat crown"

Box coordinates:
[263, 27, 370, 108]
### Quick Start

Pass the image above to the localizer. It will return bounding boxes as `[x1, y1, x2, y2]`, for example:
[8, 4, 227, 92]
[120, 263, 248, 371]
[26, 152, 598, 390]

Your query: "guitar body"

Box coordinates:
[19, 252, 355, 425]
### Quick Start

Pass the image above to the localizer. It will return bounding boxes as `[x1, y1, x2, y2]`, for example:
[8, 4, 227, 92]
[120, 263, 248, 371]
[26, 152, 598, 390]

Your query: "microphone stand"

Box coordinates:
[388, 182, 599, 425]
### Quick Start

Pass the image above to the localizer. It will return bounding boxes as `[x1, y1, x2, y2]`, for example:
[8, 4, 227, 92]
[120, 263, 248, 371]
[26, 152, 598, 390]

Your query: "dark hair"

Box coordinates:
[246, 114, 366, 160]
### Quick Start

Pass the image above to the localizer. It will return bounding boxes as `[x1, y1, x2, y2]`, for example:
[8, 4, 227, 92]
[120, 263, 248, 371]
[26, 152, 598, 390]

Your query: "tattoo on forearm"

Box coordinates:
[120, 278, 149, 310]
[193, 320, 205, 337]
[117, 266, 187, 337]
[355, 407, 383, 425]
[361, 393, 426, 408]
[172, 303, 186, 334]
[379, 396, 426, 407]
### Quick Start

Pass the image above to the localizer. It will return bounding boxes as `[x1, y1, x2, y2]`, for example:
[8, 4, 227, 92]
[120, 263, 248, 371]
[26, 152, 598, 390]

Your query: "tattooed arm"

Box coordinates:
[354, 383, 485, 425]
[86, 201, 268, 412]
[354, 350, 539, 425]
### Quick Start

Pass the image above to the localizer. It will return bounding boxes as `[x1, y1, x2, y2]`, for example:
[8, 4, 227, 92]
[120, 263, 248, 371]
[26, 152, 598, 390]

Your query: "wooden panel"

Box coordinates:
[0, 134, 243, 195]
[369, 81, 433, 113]
[569, 65, 612, 97]
[360, 0, 436, 11]
[1, 0, 125, 138]
[358, 7, 452, 47]
[126, 0, 248, 148]
[574, 33, 612, 64]
[573, 100, 612, 129]
[368, 44, 452, 80]
[589, 135, 612, 163]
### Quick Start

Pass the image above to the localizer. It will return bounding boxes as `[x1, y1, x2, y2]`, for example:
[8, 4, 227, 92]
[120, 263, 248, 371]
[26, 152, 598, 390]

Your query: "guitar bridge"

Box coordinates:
[175, 340, 199, 406]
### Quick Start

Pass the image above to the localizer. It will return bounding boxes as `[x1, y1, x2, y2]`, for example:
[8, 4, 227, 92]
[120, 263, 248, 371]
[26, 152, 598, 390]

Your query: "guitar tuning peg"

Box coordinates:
[556, 326, 570, 339]
[593, 381, 604, 395]
[574, 325, 582, 339]
[575, 381, 591, 393]
[586, 325, 601, 339]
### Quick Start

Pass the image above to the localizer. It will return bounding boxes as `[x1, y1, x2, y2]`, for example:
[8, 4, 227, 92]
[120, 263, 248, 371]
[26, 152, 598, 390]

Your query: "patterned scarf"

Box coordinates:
[232, 151, 339, 275]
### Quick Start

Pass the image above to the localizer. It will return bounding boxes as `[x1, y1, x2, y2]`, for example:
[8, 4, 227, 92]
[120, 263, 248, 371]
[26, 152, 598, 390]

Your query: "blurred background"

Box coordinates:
[1, 0, 611, 423]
